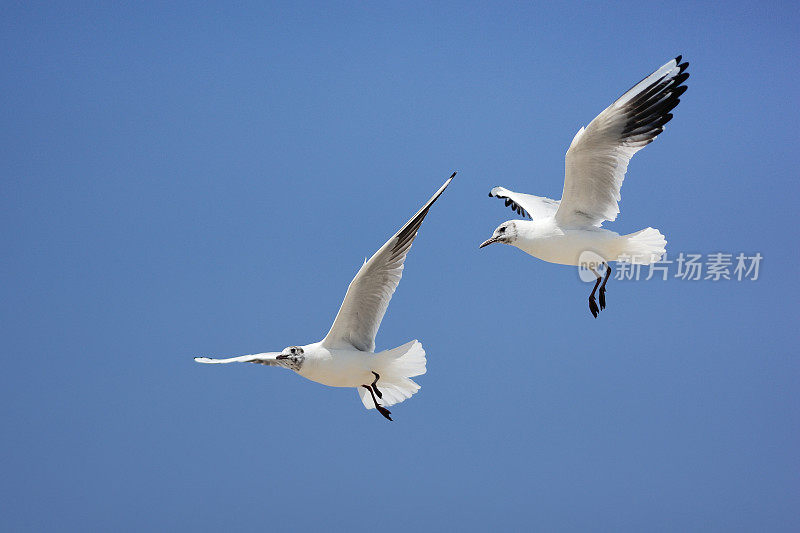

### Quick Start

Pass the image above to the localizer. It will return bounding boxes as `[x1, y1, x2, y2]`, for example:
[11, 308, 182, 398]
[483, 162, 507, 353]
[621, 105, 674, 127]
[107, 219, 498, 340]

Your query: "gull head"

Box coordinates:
[276, 346, 305, 370]
[480, 221, 517, 248]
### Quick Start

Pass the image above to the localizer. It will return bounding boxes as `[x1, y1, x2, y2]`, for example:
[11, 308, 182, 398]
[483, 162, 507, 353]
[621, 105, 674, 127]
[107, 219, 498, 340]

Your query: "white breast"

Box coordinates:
[514, 221, 622, 266]
[297, 345, 375, 388]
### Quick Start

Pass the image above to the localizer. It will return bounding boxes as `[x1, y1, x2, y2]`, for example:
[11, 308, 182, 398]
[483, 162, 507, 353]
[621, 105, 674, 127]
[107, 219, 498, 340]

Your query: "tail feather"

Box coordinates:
[620, 227, 666, 265]
[358, 340, 426, 409]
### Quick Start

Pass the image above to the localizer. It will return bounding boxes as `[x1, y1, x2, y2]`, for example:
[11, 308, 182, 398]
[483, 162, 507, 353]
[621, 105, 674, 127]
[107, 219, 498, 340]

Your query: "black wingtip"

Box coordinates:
[675, 54, 682, 64]
[449, 171, 457, 179]
[676, 56, 689, 75]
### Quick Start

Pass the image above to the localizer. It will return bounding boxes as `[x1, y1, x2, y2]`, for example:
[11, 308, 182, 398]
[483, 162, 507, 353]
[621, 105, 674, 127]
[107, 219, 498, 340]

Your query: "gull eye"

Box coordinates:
[498, 226, 506, 234]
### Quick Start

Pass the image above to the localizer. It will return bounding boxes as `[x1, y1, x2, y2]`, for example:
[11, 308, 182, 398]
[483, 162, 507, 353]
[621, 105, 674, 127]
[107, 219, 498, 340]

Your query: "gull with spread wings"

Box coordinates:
[196, 173, 455, 420]
[480, 56, 689, 317]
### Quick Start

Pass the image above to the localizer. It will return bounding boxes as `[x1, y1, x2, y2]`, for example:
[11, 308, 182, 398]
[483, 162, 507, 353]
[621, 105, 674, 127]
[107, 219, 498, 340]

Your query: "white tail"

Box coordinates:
[619, 227, 667, 264]
[358, 340, 426, 409]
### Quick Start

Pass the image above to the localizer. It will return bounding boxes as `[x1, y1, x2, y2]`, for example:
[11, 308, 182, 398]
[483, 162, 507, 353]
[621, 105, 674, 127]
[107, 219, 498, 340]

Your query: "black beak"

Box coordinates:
[276, 354, 289, 360]
[479, 236, 499, 248]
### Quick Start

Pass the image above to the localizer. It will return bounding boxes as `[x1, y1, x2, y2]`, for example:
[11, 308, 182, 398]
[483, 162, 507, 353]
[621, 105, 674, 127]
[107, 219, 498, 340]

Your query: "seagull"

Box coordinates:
[195, 173, 455, 421]
[480, 56, 689, 317]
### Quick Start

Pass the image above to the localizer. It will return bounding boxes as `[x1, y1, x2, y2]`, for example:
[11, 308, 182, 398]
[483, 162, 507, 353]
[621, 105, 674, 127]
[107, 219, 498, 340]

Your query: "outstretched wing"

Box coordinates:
[194, 353, 281, 366]
[321, 173, 456, 353]
[488, 186, 560, 219]
[555, 56, 689, 228]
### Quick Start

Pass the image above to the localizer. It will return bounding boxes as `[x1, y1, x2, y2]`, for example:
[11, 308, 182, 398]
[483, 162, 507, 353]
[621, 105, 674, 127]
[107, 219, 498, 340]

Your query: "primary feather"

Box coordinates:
[556, 56, 689, 227]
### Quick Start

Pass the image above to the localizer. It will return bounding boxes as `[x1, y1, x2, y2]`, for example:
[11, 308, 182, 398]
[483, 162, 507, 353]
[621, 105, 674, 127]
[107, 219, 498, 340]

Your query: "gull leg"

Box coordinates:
[599, 263, 612, 310]
[589, 268, 602, 318]
[370, 371, 382, 399]
[362, 383, 392, 421]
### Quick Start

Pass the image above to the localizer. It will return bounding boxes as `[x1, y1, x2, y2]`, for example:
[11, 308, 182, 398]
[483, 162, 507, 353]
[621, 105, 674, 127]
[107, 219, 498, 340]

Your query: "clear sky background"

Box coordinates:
[2, 1, 798, 531]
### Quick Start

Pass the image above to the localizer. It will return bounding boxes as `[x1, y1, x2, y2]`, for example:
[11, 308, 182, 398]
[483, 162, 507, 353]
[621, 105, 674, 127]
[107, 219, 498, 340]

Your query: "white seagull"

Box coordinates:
[195, 173, 455, 420]
[480, 56, 689, 317]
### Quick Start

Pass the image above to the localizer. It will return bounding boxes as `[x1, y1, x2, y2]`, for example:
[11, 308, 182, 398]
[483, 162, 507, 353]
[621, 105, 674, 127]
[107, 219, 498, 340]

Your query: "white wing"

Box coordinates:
[194, 353, 281, 366]
[321, 173, 455, 352]
[555, 56, 689, 227]
[488, 186, 560, 219]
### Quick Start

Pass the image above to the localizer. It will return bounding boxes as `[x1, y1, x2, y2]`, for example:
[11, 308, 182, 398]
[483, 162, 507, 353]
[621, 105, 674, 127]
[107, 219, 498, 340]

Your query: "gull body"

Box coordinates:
[481, 56, 689, 316]
[294, 342, 373, 388]
[202, 342, 403, 387]
[510, 220, 624, 266]
[196, 173, 455, 420]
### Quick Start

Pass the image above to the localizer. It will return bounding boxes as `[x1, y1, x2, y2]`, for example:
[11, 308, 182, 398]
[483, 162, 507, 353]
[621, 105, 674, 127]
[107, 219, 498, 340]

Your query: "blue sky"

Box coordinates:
[2, 1, 798, 531]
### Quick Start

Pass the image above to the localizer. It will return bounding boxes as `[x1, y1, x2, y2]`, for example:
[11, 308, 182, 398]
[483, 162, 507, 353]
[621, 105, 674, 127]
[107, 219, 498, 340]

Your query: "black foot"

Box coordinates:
[376, 405, 393, 421]
[363, 383, 391, 420]
[589, 296, 599, 318]
[599, 263, 611, 310]
[371, 371, 382, 399]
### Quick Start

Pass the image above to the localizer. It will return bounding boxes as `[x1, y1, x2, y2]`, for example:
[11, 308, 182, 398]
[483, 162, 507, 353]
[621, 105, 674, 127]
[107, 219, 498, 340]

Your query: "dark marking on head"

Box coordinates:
[274, 346, 305, 371]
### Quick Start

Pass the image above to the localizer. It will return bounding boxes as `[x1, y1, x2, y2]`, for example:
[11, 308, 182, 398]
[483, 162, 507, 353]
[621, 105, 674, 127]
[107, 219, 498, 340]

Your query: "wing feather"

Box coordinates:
[555, 56, 689, 227]
[321, 173, 455, 352]
[194, 353, 280, 366]
[488, 187, 560, 219]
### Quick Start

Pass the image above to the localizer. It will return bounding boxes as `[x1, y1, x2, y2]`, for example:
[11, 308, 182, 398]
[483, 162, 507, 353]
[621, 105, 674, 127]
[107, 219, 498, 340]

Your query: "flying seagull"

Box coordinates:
[195, 173, 455, 420]
[480, 56, 689, 317]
